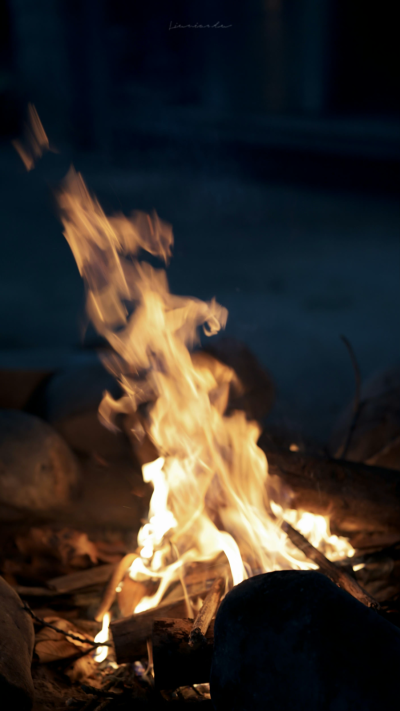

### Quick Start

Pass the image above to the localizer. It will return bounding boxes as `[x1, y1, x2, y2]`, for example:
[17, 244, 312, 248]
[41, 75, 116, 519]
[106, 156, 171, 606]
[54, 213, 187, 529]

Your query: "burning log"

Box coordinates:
[281, 521, 379, 608]
[111, 598, 195, 663]
[263, 443, 400, 535]
[210, 571, 400, 711]
[153, 618, 214, 690]
[189, 577, 225, 648]
[111, 558, 231, 663]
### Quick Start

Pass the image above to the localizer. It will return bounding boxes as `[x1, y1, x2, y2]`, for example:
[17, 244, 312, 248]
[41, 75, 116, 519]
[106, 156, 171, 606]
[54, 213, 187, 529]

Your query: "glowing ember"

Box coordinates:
[57, 169, 354, 618]
[94, 612, 110, 663]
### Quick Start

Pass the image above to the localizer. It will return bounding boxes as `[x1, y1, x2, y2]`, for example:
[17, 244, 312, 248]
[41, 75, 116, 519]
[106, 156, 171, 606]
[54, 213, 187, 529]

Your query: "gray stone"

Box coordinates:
[0, 576, 35, 710]
[330, 364, 400, 469]
[0, 410, 80, 514]
[44, 359, 127, 458]
[45, 358, 121, 423]
[211, 571, 400, 711]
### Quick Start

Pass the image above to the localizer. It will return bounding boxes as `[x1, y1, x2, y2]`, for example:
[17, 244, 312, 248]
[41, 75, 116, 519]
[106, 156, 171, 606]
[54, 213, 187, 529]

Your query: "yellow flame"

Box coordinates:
[94, 612, 110, 663]
[57, 170, 354, 616]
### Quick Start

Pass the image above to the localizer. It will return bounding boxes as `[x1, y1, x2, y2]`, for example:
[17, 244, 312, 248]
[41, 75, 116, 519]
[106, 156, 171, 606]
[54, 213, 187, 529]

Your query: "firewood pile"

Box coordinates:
[1, 346, 400, 710]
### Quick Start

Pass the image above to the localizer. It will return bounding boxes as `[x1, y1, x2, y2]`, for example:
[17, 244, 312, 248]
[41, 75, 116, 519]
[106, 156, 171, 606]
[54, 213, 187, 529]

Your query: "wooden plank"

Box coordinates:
[47, 564, 115, 593]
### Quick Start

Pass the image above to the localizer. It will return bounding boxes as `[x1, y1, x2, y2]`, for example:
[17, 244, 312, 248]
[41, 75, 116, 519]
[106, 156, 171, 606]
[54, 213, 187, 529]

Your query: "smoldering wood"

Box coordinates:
[47, 564, 115, 593]
[111, 598, 196, 663]
[262, 443, 400, 535]
[281, 521, 379, 608]
[189, 577, 224, 648]
[152, 618, 214, 690]
[111, 558, 230, 663]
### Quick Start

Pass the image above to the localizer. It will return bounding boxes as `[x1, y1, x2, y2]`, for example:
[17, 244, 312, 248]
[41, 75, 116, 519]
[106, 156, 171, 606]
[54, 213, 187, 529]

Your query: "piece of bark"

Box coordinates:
[261, 442, 400, 535]
[210, 571, 400, 711]
[0, 410, 80, 518]
[112, 598, 199, 663]
[34, 616, 93, 663]
[281, 521, 379, 608]
[0, 576, 35, 711]
[152, 618, 214, 690]
[47, 564, 115, 594]
[189, 578, 225, 648]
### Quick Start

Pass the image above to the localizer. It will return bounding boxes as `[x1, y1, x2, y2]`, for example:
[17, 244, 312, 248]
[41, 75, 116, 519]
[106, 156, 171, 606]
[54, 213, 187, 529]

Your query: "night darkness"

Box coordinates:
[0, 0, 399, 443]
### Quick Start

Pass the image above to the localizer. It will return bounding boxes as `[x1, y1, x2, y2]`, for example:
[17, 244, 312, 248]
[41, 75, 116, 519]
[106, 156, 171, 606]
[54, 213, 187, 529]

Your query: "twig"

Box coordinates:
[366, 433, 400, 465]
[338, 335, 363, 459]
[22, 602, 112, 648]
[281, 521, 380, 609]
[81, 684, 119, 699]
[189, 577, 225, 649]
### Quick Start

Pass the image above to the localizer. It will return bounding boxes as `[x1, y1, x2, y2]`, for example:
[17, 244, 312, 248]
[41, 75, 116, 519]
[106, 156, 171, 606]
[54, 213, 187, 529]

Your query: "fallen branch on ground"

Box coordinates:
[281, 521, 379, 609]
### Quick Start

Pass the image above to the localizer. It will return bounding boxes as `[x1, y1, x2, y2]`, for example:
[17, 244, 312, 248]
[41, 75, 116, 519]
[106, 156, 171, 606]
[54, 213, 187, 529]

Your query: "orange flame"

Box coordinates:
[13, 104, 50, 171]
[57, 169, 354, 615]
[94, 612, 110, 663]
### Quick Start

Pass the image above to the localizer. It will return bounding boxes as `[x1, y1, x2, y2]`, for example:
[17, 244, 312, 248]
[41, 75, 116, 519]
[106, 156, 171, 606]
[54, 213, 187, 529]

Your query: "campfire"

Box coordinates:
[1, 112, 400, 710]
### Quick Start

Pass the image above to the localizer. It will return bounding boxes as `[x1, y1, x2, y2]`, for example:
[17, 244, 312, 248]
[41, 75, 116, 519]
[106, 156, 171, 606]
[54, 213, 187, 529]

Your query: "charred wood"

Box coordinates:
[111, 598, 195, 663]
[189, 577, 224, 648]
[262, 443, 400, 535]
[281, 521, 379, 608]
[153, 618, 214, 690]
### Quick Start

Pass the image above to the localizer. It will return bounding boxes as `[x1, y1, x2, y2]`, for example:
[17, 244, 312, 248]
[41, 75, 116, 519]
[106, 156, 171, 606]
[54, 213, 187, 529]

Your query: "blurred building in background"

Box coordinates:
[1, 0, 399, 191]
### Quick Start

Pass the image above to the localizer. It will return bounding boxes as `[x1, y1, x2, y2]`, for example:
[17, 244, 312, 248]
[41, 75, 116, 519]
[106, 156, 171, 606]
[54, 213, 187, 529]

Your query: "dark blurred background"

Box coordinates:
[0, 0, 399, 442]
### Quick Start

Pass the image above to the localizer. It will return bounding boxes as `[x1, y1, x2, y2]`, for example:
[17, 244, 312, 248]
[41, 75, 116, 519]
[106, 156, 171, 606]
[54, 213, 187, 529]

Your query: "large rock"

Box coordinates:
[44, 359, 127, 458]
[330, 364, 400, 469]
[0, 576, 35, 710]
[202, 337, 275, 421]
[211, 571, 400, 711]
[45, 359, 121, 423]
[0, 410, 80, 515]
